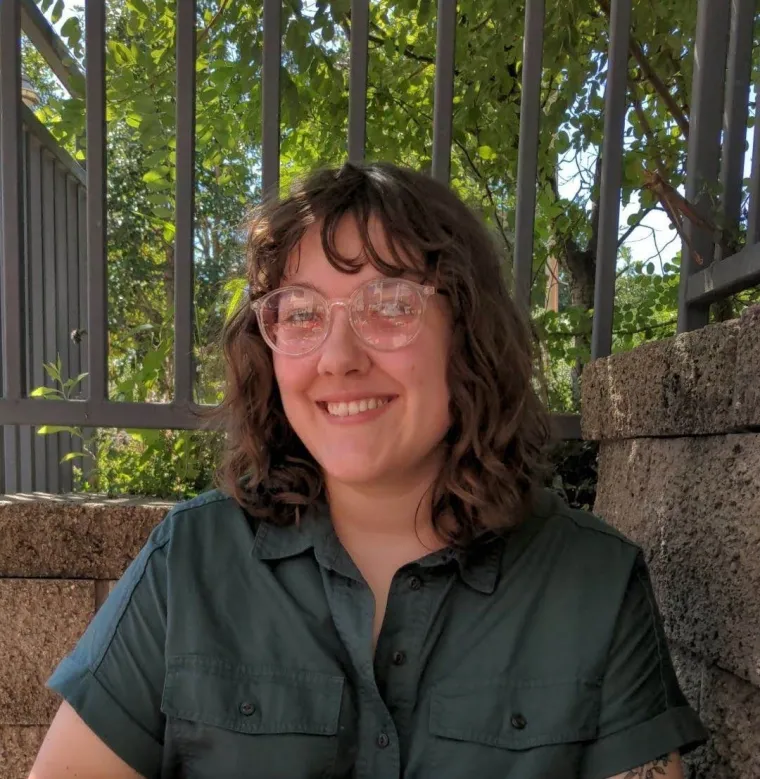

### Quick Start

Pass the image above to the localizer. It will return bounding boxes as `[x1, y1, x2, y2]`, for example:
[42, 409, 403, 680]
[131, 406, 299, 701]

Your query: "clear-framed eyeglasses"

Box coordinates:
[251, 278, 437, 357]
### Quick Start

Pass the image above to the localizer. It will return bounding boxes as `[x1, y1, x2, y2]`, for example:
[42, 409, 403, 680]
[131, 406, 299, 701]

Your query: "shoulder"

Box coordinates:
[155, 486, 256, 558]
[522, 488, 645, 600]
[171, 486, 237, 516]
[533, 487, 641, 554]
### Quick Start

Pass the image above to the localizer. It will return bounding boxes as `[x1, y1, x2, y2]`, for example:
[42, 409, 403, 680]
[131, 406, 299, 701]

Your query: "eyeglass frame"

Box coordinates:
[250, 278, 438, 357]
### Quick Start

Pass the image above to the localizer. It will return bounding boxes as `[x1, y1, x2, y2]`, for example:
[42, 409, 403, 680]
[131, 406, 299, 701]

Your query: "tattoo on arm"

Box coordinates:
[622, 753, 674, 778]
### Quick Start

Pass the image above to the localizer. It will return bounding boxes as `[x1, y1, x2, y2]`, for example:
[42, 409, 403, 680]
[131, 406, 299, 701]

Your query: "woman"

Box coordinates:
[30, 162, 707, 779]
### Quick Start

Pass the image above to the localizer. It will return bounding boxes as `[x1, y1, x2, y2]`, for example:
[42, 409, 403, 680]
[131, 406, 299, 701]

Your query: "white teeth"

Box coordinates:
[325, 397, 390, 417]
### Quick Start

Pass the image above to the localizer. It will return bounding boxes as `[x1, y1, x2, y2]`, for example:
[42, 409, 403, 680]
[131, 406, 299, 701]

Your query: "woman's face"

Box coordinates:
[272, 216, 452, 490]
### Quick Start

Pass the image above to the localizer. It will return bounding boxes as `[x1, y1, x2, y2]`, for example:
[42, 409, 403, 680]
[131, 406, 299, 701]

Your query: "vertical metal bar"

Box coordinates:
[85, 0, 107, 402]
[1, 0, 24, 494]
[66, 176, 81, 488]
[19, 127, 32, 491]
[55, 166, 72, 490]
[175, 0, 196, 406]
[77, 184, 95, 488]
[677, 0, 730, 333]
[0, 0, 25, 403]
[717, 0, 754, 259]
[348, 0, 369, 162]
[28, 135, 47, 490]
[67, 177, 80, 382]
[748, 90, 760, 245]
[513, 0, 545, 309]
[262, 0, 281, 199]
[41, 151, 59, 492]
[431, 0, 456, 184]
[591, 0, 632, 360]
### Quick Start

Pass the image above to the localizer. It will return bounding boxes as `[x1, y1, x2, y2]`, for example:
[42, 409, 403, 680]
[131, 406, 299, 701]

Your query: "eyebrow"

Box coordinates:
[282, 276, 395, 296]
[285, 280, 324, 294]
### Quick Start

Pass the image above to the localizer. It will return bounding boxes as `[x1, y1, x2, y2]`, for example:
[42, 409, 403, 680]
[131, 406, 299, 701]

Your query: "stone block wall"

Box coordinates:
[582, 304, 760, 779]
[0, 494, 172, 779]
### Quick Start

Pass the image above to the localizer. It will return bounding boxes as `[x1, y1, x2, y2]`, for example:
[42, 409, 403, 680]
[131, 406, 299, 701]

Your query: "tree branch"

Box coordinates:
[453, 138, 512, 252]
[597, 0, 689, 138]
[617, 204, 655, 247]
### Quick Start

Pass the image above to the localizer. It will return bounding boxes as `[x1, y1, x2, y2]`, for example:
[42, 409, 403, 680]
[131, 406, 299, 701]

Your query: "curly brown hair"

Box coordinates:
[199, 161, 553, 546]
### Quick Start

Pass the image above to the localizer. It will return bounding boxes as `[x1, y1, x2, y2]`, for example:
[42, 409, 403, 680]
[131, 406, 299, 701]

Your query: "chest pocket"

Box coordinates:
[161, 655, 349, 779]
[427, 675, 601, 778]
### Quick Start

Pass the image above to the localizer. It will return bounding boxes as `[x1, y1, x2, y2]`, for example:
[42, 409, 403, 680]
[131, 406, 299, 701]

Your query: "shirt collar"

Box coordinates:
[251, 501, 512, 595]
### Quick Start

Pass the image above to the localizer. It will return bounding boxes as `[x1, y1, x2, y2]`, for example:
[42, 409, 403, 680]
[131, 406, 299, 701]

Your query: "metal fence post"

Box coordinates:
[677, 0, 730, 333]
[513, 0, 545, 310]
[591, 0, 632, 361]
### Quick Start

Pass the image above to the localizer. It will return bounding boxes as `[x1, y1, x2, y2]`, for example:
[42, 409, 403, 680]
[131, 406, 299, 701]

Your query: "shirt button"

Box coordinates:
[408, 575, 422, 590]
[239, 701, 256, 716]
[392, 650, 407, 666]
[376, 732, 391, 749]
[510, 713, 527, 730]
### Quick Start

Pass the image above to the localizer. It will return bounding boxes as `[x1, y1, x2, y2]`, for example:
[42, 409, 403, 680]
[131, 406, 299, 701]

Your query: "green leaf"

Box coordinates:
[50, 0, 64, 24]
[142, 170, 173, 190]
[37, 425, 80, 436]
[128, 0, 151, 15]
[61, 452, 87, 463]
[417, 0, 433, 26]
[646, 262, 655, 275]
[30, 386, 62, 398]
[477, 145, 497, 160]
[60, 17, 80, 42]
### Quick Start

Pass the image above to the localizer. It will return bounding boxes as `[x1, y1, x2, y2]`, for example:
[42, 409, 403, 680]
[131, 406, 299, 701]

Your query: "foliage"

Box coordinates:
[23, 0, 760, 497]
[547, 439, 599, 511]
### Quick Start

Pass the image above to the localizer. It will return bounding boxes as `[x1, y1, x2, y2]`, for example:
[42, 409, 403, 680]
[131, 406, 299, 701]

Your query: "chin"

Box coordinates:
[319, 457, 387, 486]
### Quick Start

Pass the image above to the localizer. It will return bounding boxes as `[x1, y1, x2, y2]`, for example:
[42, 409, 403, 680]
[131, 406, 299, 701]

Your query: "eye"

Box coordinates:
[374, 301, 413, 317]
[282, 308, 320, 326]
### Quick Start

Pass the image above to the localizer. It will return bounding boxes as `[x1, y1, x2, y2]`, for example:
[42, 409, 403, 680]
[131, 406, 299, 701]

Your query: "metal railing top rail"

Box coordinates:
[20, 0, 84, 99]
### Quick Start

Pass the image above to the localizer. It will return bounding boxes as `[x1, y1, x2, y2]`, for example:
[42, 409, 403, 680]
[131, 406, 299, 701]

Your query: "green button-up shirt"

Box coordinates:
[49, 487, 707, 778]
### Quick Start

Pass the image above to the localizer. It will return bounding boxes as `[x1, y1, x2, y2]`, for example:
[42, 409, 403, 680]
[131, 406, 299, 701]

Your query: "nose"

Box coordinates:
[317, 306, 371, 376]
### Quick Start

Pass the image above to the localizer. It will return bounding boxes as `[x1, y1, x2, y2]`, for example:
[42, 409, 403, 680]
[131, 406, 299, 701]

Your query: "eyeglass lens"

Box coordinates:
[258, 279, 426, 354]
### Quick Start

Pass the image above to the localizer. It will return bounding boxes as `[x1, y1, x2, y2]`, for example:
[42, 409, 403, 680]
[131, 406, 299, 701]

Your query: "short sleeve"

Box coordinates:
[580, 552, 708, 779]
[47, 511, 173, 779]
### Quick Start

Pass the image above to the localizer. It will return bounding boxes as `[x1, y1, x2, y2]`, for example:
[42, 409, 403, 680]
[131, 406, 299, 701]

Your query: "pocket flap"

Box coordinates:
[429, 675, 601, 750]
[161, 655, 344, 736]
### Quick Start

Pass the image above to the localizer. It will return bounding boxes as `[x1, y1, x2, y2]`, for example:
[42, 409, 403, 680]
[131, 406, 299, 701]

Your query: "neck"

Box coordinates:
[325, 457, 448, 553]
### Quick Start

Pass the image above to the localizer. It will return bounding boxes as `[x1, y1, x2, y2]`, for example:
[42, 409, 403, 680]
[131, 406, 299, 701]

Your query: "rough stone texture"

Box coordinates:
[581, 303, 760, 439]
[732, 304, 760, 429]
[594, 435, 760, 686]
[0, 580, 95, 724]
[669, 643, 710, 779]
[694, 665, 760, 779]
[0, 492, 172, 577]
[670, 641, 705, 712]
[0, 726, 46, 779]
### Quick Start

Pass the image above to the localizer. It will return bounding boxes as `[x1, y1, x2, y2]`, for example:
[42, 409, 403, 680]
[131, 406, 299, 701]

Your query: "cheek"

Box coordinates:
[272, 354, 314, 397]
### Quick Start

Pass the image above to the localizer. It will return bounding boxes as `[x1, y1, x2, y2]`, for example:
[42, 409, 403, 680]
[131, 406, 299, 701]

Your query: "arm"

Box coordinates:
[606, 752, 684, 779]
[28, 513, 173, 779]
[29, 701, 143, 779]
[580, 552, 707, 778]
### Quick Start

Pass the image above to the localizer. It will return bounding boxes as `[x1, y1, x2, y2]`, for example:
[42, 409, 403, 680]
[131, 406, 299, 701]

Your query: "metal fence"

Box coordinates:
[1, 0, 760, 494]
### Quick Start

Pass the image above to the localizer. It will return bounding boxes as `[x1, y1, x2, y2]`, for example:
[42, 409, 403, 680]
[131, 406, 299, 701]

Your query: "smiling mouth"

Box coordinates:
[317, 396, 396, 418]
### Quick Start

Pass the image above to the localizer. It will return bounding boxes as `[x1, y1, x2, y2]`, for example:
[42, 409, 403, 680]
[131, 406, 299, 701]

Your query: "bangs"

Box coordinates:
[318, 202, 430, 280]
[249, 164, 442, 294]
